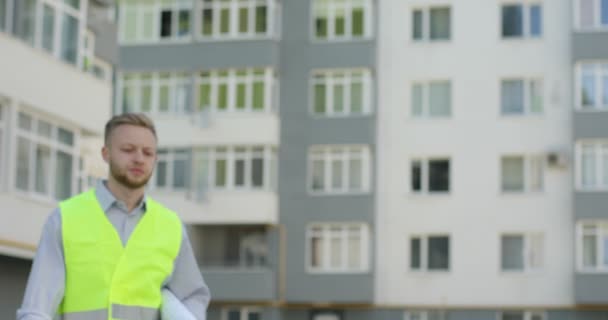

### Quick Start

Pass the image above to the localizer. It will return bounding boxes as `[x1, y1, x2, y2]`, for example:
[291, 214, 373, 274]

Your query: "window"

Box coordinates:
[198, 226, 268, 268]
[500, 79, 543, 115]
[312, 311, 342, 320]
[410, 235, 450, 271]
[410, 158, 450, 194]
[501, 3, 542, 38]
[153, 149, 190, 190]
[120, 73, 191, 114]
[576, 0, 608, 29]
[14, 111, 78, 201]
[198, 68, 275, 113]
[412, 7, 451, 41]
[405, 310, 448, 320]
[498, 311, 545, 320]
[200, 0, 275, 39]
[309, 145, 371, 194]
[119, 0, 192, 43]
[576, 141, 608, 190]
[311, 69, 372, 117]
[500, 234, 543, 272]
[313, 0, 372, 40]
[0, 102, 5, 184]
[14, 0, 85, 66]
[577, 221, 608, 271]
[576, 63, 608, 111]
[307, 223, 369, 272]
[0, 0, 6, 31]
[500, 155, 544, 192]
[411, 81, 451, 118]
[192, 146, 276, 191]
[222, 307, 262, 320]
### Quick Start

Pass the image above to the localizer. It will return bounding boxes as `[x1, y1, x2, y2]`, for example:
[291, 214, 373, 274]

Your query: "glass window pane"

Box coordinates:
[411, 160, 422, 191]
[529, 157, 544, 191]
[603, 145, 608, 186]
[37, 121, 52, 137]
[235, 158, 245, 186]
[603, 0, 608, 25]
[238, 7, 248, 33]
[202, 8, 213, 35]
[349, 158, 362, 190]
[316, 16, 328, 38]
[583, 234, 597, 267]
[502, 156, 524, 191]
[501, 80, 525, 114]
[347, 228, 361, 269]
[428, 236, 449, 270]
[603, 236, 608, 267]
[502, 5, 523, 37]
[141, 85, 152, 112]
[42, 5, 55, 53]
[582, 66, 596, 108]
[178, 9, 191, 36]
[61, 14, 79, 65]
[501, 235, 524, 270]
[253, 81, 265, 110]
[16, 0, 37, 45]
[35, 144, 51, 194]
[227, 310, 240, 320]
[220, 8, 230, 34]
[351, 81, 364, 114]
[412, 84, 424, 117]
[603, 66, 608, 108]
[255, 5, 267, 33]
[248, 311, 261, 320]
[234, 82, 247, 110]
[410, 238, 421, 269]
[430, 7, 450, 40]
[252, 156, 264, 187]
[333, 83, 344, 113]
[530, 80, 543, 113]
[63, 0, 80, 10]
[314, 83, 327, 114]
[215, 159, 227, 187]
[331, 158, 343, 190]
[429, 159, 449, 192]
[18, 113, 32, 131]
[16, 137, 31, 191]
[312, 159, 325, 191]
[159, 85, 170, 112]
[530, 5, 542, 36]
[352, 7, 364, 36]
[55, 151, 73, 200]
[311, 233, 323, 267]
[429, 82, 451, 117]
[580, 0, 595, 28]
[123, 85, 136, 113]
[335, 8, 345, 36]
[156, 160, 167, 187]
[58, 128, 74, 146]
[582, 144, 596, 188]
[160, 10, 172, 37]
[218, 83, 228, 110]
[0, 0, 6, 31]
[173, 158, 187, 188]
[501, 312, 524, 320]
[412, 10, 423, 40]
[141, 9, 154, 40]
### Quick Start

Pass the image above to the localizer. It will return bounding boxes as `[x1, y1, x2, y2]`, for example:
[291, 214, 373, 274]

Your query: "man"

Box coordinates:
[17, 113, 210, 320]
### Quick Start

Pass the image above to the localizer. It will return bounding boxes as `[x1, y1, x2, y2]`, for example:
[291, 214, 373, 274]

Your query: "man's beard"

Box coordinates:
[109, 160, 151, 189]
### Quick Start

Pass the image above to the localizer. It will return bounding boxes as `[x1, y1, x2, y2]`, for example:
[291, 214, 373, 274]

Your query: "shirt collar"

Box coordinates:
[95, 180, 148, 213]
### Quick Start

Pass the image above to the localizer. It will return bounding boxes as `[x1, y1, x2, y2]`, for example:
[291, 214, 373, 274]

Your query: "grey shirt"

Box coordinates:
[17, 181, 210, 320]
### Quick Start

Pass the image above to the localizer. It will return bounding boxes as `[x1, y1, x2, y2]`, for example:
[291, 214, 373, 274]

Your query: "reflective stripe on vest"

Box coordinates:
[58, 190, 181, 320]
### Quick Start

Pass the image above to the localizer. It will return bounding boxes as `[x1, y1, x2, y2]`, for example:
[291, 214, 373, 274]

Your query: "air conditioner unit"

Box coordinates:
[547, 151, 568, 168]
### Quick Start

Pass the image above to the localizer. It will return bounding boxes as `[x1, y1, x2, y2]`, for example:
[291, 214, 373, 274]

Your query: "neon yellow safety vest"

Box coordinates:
[57, 190, 182, 320]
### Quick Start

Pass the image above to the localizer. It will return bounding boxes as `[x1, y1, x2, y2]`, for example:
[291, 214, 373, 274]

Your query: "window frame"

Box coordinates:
[404, 310, 448, 320]
[118, 72, 193, 115]
[310, 0, 374, 41]
[306, 223, 370, 273]
[574, 0, 608, 31]
[500, 154, 544, 193]
[307, 145, 372, 195]
[409, 157, 451, 195]
[411, 5, 452, 42]
[410, 80, 452, 118]
[221, 306, 263, 320]
[499, 233, 544, 273]
[119, 0, 193, 44]
[575, 140, 608, 191]
[497, 310, 546, 320]
[409, 234, 451, 273]
[500, 1, 543, 39]
[575, 62, 608, 111]
[309, 68, 373, 117]
[197, 0, 276, 40]
[499, 77, 544, 116]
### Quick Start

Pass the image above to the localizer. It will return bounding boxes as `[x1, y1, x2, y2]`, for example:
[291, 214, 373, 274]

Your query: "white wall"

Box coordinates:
[376, 0, 573, 307]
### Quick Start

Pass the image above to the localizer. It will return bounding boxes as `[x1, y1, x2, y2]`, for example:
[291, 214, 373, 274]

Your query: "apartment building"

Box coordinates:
[0, 0, 117, 318]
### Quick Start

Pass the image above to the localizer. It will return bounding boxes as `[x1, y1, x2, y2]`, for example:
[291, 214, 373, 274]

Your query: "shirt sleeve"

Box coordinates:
[16, 209, 65, 320]
[165, 224, 211, 320]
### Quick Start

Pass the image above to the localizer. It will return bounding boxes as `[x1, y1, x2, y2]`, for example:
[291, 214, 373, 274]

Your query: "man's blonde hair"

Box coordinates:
[104, 113, 157, 145]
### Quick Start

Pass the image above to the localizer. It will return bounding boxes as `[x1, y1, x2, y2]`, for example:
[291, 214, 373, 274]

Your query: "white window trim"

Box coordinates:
[499, 154, 544, 193]
[196, 68, 275, 113]
[577, 220, 608, 273]
[496, 310, 546, 320]
[575, 140, 608, 191]
[573, 0, 608, 31]
[196, 0, 276, 41]
[500, 1, 543, 39]
[221, 306, 262, 320]
[12, 108, 80, 202]
[499, 77, 543, 116]
[409, 234, 451, 273]
[309, 68, 373, 117]
[499, 233, 544, 273]
[404, 310, 448, 320]
[306, 223, 370, 274]
[409, 157, 451, 195]
[307, 145, 372, 195]
[575, 62, 608, 112]
[410, 5, 452, 42]
[119, 0, 193, 45]
[118, 72, 192, 115]
[410, 80, 452, 118]
[310, 0, 374, 41]
[151, 149, 190, 191]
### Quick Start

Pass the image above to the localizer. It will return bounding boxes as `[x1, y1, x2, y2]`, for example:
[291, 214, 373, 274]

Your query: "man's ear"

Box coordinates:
[101, 145, 109, 163]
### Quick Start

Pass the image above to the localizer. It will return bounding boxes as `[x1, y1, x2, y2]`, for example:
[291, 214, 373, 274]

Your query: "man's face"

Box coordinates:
[102, 124, 157, 190]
